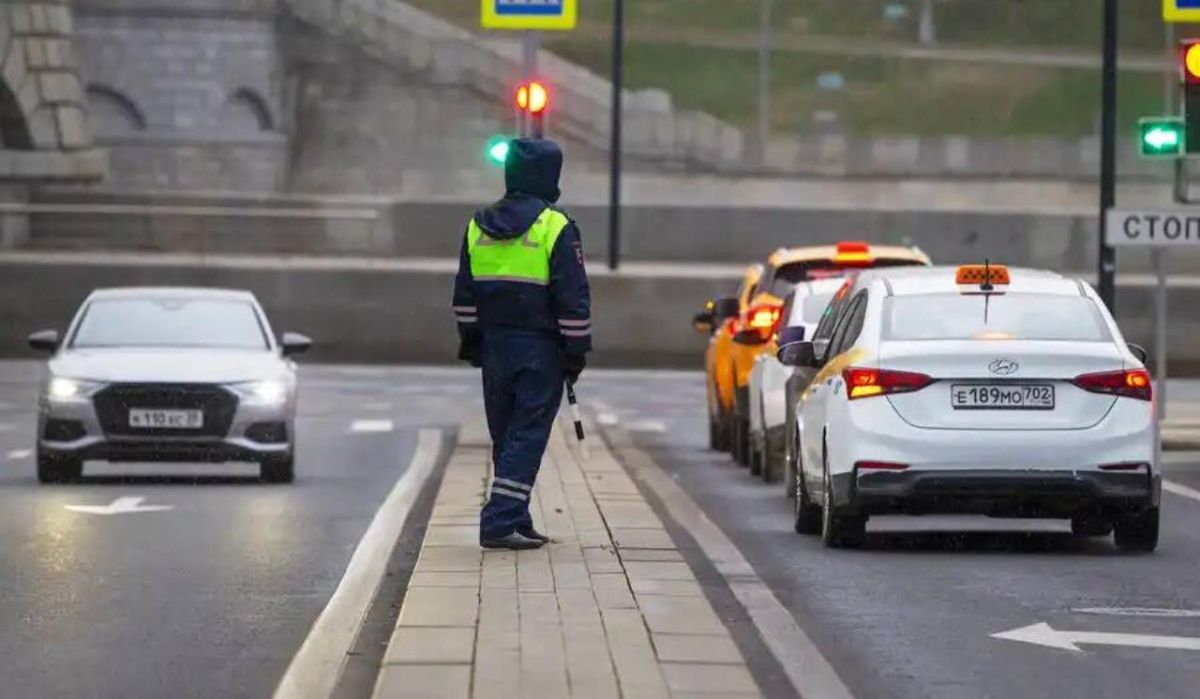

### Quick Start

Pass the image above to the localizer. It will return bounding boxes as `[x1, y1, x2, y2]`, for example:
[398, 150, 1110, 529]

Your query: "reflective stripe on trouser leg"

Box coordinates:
[479, 329, 565, 540]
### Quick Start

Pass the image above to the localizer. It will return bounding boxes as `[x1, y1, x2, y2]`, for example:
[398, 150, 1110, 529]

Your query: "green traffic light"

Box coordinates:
[1138, 117, 1185, 158]
[486, 137, 512, 166]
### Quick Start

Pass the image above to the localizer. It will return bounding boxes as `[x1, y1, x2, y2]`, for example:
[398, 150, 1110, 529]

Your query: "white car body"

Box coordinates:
[32, 287, 309, 483]
[748, 278, 844, 479]
[793, 267, 1160, 549]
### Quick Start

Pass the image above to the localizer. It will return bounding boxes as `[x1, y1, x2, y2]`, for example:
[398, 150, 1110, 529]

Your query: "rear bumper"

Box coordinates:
[835, 468, 1158, 518]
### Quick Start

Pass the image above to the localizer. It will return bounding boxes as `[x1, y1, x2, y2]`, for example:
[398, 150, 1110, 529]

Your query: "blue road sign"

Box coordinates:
[1165, 0, 1200, 23]
[482, 0, 577, 30]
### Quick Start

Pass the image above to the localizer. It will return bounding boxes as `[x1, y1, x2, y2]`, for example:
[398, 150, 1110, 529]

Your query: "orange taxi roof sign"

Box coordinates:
[835, 241, 872, 266]
[956, 264, 1010, 287]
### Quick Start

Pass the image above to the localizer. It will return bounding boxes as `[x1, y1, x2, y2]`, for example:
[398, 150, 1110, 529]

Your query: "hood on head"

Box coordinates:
[473, 138, 564, 239]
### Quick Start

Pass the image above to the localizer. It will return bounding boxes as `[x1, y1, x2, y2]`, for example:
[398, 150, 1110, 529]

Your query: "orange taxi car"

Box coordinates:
[720, 242, 931, 465]
[696, 264, 762, 452]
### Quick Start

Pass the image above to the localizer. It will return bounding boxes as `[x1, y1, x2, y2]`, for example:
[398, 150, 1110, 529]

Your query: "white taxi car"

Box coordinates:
[780, 265, 1159, 550]
[747, 278, 844, 482]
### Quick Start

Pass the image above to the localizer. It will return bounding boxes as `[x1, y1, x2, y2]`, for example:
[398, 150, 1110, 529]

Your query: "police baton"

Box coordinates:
[565, 382, 586, 442]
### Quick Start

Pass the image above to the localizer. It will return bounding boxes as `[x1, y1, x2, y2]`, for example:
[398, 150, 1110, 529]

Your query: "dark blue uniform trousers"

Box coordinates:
[479, 329, 565, 539]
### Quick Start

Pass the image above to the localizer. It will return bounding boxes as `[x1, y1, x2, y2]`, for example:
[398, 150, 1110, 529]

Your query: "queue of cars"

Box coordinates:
[695, 246, 1161, 552]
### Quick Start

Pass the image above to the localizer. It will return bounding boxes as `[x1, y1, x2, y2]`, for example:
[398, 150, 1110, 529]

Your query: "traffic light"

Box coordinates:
[1179, 39, 1200, 153]
[1138, 117, 1184, 159]
[515, 81, 550, 137]
[485, 135, 511, 167]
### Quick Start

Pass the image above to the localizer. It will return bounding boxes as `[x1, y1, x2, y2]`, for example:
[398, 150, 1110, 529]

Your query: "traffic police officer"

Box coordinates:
[452, 138, 592, 550]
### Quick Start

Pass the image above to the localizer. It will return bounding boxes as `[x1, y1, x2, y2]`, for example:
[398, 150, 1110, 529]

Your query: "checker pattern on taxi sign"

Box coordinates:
[481, 0, 577, 30]
[1164, 0, 1200, 23]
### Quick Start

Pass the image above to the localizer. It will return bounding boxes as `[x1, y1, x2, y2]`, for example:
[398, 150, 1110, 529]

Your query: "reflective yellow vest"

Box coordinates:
[467, 208, 571, 285]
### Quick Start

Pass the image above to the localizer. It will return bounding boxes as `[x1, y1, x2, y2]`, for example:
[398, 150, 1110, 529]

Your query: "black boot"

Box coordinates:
[519, 527, 552, 543]
[480, 531, 546, 550]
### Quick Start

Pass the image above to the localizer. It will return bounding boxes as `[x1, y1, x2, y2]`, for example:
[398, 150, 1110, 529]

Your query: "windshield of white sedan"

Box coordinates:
[883, 294, 1112, 342]
[71, 299, 269, 349]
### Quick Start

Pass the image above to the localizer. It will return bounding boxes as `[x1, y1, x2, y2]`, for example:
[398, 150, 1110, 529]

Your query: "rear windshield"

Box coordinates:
[72, 298, 269, 350]
[800, 293, 835, 324]
[883, 294, 1112, 342]
[768, 258, 921, 297]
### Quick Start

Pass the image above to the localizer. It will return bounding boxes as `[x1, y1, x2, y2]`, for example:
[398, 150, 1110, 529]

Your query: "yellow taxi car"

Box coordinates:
[725, 243, 931, 465]
[696, 264, 762, 452]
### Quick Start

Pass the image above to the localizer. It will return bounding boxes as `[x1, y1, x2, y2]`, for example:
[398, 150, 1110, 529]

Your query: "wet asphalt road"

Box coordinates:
[2, 361, 1200, 698]
[591, 371, 1200, 699]
[0, 362, 476, 698]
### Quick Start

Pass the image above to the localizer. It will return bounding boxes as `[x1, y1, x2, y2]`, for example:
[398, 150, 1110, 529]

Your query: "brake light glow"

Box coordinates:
[1072, 369, 1153, 401]
[747, 304, 781, 330]
[843, 367, 934, 400]
[856, 461, 909, 471]
[835, 241, 873, 266]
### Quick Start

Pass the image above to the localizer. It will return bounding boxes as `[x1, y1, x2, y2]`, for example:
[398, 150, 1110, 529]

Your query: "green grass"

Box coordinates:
[405, 0, 1176, 137]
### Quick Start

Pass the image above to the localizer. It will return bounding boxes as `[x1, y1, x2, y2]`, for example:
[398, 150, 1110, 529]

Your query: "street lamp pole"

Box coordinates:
[1097, 0, 1118, 310]
[756, 0, 773, 163]
[608, 0, 624, 271]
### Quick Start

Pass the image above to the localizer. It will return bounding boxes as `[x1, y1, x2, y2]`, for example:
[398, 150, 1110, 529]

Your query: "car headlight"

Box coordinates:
[232, 380, 288, 405]
[47, 377, 104, 400]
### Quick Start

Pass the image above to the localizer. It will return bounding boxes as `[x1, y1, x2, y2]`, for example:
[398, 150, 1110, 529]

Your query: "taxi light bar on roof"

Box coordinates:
[956, 264, 1010, 287]
[834, 241, 873, 266]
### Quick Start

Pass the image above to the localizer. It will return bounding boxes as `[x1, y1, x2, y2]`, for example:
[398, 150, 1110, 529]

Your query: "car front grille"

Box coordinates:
[93, 384, 238, 438]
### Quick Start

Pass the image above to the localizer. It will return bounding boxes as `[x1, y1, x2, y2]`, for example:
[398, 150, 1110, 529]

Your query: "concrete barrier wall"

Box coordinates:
[1, 255, 1198, 373]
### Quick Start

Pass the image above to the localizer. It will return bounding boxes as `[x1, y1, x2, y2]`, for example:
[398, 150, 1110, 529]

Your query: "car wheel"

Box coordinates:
[1070, 514, 1113, 538]
[794, 462, 822, 535]
[762, 428, 785, 483]
[37, 451, 82, 484]
[733, 416, 751, 467]
[820, 453, 865, 548]
[1113, 508, 1159, 552]
[261, 454, 295, 484]
[708, 411, 730, 452]
[748, 430, 763, 476]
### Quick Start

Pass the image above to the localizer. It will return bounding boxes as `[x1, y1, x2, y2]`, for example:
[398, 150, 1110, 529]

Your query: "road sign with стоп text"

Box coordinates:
[1106, 209, 1200, 246]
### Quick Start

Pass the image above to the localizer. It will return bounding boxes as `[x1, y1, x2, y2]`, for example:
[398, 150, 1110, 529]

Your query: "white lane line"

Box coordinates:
[274, 428, 442, 699]
[596, 413, 619, 426]
[1164, 479, 1200, 503]
[6, 449, 31, 460]
[351, 419, 394, 433]
[617, 441, 855, 699]
[1073, 607, 1200, 618]
[626, 419, 667, 433]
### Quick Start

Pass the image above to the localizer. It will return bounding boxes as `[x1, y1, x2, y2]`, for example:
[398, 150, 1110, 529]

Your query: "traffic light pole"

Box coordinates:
[1097, 0, 1118, 311]
[522, 32, 541, 137]
[608, 0, 624, 271]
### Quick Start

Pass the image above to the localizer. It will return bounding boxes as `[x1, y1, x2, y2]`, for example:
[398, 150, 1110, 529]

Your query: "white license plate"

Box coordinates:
[129, 409, 204, 429]
[951, 383, 1055, 410]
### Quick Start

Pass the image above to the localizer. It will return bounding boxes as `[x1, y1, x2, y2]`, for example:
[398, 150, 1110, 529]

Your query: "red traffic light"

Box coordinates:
[516, 81, 549, 115]
[1180, 40, 1200, 84]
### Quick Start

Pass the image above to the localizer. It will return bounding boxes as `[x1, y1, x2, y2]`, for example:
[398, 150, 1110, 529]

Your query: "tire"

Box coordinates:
[784, 425, 798, 499]
[820, 453, 866, 548]
[37, 452, 82, 484]
[748, 430, 763, 476]
[261, 454, 295, 484]
[761, 427, 785, 483]
[733, 417, 751, 467]
[793, 461, 822, 534]
[1070, 514, 1113, 538]
[1114, 508, 1159, 552]
[708, 411, 731, 452]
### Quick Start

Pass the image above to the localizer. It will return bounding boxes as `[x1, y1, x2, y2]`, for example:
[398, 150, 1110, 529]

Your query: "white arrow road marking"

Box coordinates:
[993, 622, 1200, 653]
[64, 496, 173, 516]
[1164, 479, 1200, 503]
[1072, 607, 1200, 618]
[351, 419, 394, 433]
[6, 449, 31, 460]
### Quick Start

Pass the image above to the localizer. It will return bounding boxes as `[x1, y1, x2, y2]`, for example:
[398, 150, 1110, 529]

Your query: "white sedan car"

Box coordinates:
[747, 278, 843, 482]
[782, 265, 1159, 551]
[28, 287, 310, 484]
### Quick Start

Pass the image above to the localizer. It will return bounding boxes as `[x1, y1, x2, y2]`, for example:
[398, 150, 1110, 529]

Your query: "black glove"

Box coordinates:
[563, 354, 586, 385]
[458, 339, 481, 368]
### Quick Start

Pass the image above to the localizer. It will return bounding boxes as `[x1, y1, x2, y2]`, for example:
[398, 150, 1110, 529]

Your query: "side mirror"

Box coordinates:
[281, 332, 312, 357]
[692, 307, 714, 335]
[712, 296, 740, 321]
[778, 341, 815, 368]
[27, 329, 59, 353]
[1128, 343, 1149, 364]
[777, 325, 806, 346]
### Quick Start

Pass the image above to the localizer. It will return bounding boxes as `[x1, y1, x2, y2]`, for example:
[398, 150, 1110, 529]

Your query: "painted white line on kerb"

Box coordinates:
[1164, 479, 1200, 503]
[6, 449, 31, 460]
[274, 429, 442, 699]
[618, 441, 855, 699]
[351, 419, 394, 433]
